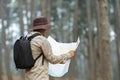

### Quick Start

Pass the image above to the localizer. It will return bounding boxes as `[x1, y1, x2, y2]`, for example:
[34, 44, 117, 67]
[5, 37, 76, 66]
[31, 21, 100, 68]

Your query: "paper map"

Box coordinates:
[47, 36, 80, 77]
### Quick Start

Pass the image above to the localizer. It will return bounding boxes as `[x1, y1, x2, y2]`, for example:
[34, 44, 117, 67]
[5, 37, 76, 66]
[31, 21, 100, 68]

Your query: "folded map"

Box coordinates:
[47, 36, 80, 77]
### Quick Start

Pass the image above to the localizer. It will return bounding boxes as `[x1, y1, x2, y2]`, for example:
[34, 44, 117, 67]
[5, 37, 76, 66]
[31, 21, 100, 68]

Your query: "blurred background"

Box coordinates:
[0, 0, 119, 80]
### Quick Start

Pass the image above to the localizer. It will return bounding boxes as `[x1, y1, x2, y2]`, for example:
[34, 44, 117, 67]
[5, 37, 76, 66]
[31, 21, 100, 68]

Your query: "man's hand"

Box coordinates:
[69, 50, 75, 57]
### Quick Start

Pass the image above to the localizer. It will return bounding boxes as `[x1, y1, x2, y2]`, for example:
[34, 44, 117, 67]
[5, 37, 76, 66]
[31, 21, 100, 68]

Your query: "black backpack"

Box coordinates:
[13, 33, 43, 69]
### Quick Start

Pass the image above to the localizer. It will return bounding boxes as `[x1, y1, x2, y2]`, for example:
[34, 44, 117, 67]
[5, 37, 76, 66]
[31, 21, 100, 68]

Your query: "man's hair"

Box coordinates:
[33, 29, 46, 32]
[33, 29, 39, 32]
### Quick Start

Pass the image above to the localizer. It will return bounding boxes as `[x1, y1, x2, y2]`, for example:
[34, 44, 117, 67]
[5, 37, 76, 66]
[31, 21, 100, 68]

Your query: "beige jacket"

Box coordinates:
[25, 32, 71, 80]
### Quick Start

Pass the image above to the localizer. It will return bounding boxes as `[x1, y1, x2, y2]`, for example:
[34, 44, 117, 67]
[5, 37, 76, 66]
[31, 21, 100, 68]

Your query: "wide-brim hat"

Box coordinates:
[31, 16, 51, 30]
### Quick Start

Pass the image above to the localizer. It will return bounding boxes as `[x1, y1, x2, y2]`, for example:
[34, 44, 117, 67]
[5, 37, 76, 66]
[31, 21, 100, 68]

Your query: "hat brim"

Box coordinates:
[31, 24, 51, 30]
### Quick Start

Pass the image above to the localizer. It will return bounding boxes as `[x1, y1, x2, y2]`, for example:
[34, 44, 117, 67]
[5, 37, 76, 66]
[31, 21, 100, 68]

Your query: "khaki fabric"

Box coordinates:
[25, 31, 71, 80]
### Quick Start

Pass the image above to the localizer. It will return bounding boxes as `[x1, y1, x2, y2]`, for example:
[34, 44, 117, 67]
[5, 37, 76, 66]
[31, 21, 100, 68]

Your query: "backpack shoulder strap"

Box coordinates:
[34, 53, 43, 61]
[28, 33, 41, 41]
[28, 33, 44, 65]
[34, 53, 44, 65]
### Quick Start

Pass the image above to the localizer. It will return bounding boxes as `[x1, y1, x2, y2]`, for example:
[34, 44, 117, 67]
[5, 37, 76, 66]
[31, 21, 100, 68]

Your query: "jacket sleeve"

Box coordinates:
[40, 36, 71, 64]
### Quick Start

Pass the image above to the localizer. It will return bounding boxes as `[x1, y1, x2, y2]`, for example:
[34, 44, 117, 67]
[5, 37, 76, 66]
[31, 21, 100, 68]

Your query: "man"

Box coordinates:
[25, 16, 75, 80]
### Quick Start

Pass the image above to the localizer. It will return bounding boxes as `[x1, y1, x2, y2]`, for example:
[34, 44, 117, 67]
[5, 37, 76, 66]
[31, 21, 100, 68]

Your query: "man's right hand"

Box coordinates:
[69, 50, 75, 57]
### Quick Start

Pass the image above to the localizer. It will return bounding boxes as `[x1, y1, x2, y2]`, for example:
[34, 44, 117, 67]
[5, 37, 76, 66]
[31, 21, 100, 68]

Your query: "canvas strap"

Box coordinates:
[28, 33, 41, 41]
[28, 33, 44, 65]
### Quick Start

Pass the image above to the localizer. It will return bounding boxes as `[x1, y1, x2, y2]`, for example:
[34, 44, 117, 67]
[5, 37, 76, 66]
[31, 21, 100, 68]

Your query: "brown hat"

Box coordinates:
[32, 16, 51, 30]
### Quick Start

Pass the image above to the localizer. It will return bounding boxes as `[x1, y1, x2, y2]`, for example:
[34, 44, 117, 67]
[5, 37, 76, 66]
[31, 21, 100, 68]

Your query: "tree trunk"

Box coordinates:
[18, 0, 24, 36]
[0, 1, 3, 79]
[46, 0, 51, 36]
[30, 0, 35, 29]
[97, 0, 113, 80]
[114, 0, 120, 42]
[24, 0, 30, 32]
[1, 17, 13, 80]
[41, 0, 47, 16]
[0, 44, 2, 80]
[86, 0, 95, 80]
[0, 0, 13, 80]
[115, 30, 120, 80]
[69, 0, 78, 80]
[47, 0, 51, 22]
[94, 0, 103, 80]
[73, 0, 78, 42]
[114, 0, 120, 79]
